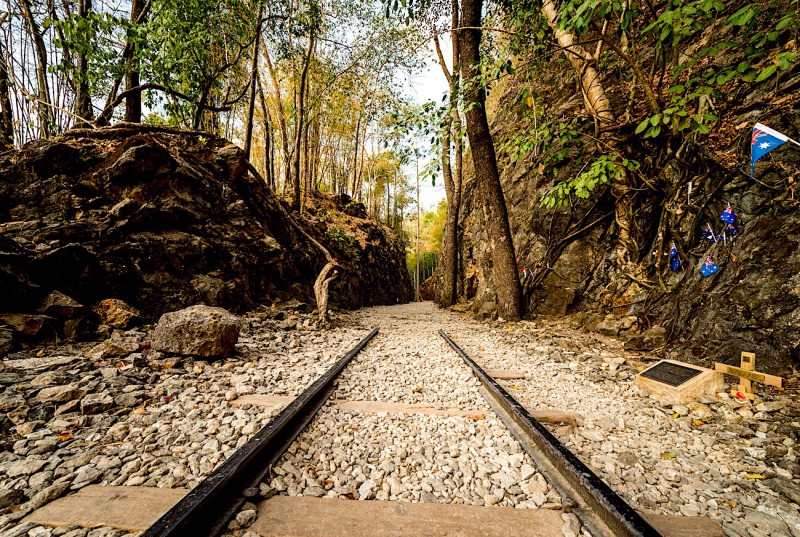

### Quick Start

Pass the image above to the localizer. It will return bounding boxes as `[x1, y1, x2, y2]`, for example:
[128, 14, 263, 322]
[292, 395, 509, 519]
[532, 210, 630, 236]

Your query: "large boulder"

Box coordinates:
[152, 305, 241, 358]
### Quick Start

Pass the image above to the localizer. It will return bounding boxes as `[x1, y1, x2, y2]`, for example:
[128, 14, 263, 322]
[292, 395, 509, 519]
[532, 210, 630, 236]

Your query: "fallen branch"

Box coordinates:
[314, 260, 341, 327]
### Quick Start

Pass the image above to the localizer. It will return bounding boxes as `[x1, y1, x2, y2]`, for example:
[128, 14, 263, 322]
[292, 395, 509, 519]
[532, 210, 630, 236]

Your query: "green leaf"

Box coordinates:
[727, 6, 755, 26]
[756, 64, 777, 82]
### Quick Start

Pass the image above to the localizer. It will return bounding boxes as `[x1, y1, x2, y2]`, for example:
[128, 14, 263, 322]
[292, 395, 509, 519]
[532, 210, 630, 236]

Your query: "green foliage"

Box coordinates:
[498, 114, 581, 174]
[327, 226, 357, 255]
[642, 0, 725, 48]
[406, 251, 439, 281]
[542, 155, 640, 207]
[140, 0, 258, 123]
[405, 199, 446, 277]
[52, 11, 130, 95]
[635, 100, 718, 138]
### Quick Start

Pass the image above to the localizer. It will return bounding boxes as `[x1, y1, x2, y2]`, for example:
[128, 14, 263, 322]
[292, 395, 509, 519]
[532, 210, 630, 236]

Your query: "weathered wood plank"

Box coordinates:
[22, 485, 187, 531]
[714, 364, 783, 387]
[641, 512, 724, 537]
[251, 496, 565, 536]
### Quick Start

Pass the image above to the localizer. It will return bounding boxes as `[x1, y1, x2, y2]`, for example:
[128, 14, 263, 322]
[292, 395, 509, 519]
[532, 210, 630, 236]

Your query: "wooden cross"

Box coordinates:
[714, 352, 783, 400]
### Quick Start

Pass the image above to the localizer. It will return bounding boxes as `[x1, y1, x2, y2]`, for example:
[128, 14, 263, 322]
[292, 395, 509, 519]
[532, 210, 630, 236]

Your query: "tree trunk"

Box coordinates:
[432, 2, 463, 308]
[540, 0, 614, 124]
[415, 154, 421, 302]
[540, 0, 637, 264]
[20, 0, 53, 136]
[74, 0, 93, 120]
[291, 33, 314, 211]
[124, 0, 145, 122]
[264, 47, 291, 194]
[244, 1, 265, 159]
[0, 30, 13, 148]
[351, 115, 361, 198]
[314, 260, 341, 326]
[256, 71, 274, 188]
[459, 0, 523, 320]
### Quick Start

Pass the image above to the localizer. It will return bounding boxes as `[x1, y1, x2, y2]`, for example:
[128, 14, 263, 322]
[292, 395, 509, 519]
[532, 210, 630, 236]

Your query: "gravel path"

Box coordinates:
[3, 302, 798, 537]
[427, 311, 800, 537]
[262, 303, 559, 511]
[0, 310, 368, 537]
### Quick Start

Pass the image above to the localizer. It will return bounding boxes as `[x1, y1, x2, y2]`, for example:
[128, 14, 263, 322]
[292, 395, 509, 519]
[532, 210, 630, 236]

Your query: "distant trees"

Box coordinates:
[0, 0, 425, 223]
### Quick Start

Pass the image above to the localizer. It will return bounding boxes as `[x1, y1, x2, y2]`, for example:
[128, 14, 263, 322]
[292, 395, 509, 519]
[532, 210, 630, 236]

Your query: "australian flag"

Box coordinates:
[751, 123, 789, 175]
[720, 203, 736, 225]
[726, 223, 739, 237]
[669, 242, 680, 271]
[700, 257, 720, 277]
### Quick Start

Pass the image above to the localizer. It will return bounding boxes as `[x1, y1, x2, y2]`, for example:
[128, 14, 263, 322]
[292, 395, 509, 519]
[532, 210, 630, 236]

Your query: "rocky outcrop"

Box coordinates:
[0, 125, 412, 346]
[456, 20, 800, 373]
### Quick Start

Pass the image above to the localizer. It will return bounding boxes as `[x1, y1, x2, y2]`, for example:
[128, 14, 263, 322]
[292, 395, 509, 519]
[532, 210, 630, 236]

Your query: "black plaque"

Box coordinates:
[640, 361, 702, 387]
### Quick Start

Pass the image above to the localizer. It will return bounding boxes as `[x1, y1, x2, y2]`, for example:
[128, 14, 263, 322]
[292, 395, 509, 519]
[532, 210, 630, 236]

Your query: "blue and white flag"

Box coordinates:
[669, 242, 680, 271]
[700, 257, 720, 278]
[719, 203, 736, 225]
[751, 123, 791, 175]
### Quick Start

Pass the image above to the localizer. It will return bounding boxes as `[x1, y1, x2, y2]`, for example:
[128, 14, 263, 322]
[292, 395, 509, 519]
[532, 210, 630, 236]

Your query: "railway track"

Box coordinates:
[141, 328, 380, 537]
[438, 330, 661, 537]
[131, 325, 668, 537]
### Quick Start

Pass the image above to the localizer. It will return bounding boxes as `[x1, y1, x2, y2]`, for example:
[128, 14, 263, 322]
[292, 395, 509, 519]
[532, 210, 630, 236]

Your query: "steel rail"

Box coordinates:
[143, 327, 380, 537]
[438, 329, 662, 537]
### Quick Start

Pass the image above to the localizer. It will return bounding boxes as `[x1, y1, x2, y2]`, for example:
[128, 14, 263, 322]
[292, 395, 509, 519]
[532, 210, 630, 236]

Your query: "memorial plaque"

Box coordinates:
[640, 361, 702, 387]
[634, 359, 724, 404]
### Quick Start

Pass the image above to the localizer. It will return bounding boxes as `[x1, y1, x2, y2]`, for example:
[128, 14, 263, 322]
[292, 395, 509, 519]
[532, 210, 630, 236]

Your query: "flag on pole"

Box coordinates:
[700, 257, 720, 277]
[669, 242, 680, 271]
[725, 223, 739, 237]
[719, 203, 736, 225]
[751, 123, 797, 175]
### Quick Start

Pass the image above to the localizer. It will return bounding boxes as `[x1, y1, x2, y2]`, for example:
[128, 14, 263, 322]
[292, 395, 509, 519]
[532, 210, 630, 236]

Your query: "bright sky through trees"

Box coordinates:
[403, 37, 451, 211]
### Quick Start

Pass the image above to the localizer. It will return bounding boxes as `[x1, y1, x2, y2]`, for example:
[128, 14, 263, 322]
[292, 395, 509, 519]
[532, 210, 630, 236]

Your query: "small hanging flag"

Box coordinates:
[751, 123, 795, 176]
[669, 242, 680, 271]
[701, 223, 716, 241]
[726, 223, 739, 237]
[720, 203, 736, 225]
[700, 257, 720, 277]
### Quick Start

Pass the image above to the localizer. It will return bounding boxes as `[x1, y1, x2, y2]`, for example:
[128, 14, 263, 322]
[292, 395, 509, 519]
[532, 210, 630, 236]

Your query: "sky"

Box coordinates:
[401, 36, 452, 212]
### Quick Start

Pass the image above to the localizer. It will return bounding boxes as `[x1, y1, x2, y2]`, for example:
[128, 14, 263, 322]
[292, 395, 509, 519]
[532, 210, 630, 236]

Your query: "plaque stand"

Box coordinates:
[635, 360, 724, 405]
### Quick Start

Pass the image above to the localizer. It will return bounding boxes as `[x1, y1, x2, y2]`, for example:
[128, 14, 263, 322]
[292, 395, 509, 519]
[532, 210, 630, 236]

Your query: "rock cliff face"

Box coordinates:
[0, 125, 411, 343]
[457, 45, 800, 373]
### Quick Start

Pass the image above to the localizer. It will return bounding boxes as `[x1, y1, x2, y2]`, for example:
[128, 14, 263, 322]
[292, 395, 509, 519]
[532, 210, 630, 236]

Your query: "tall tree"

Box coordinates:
[263, 47, 292, 192]
[291, 30, 315, 211]
[20, 0, 53, 136]
[124, 0, 146, 123]
[432, 0, 464, 308]
[74, 0, 93, 120]
[0, 14, 13, 148]
[459, 0, 523, 320]
[244, 1, 265, 159]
